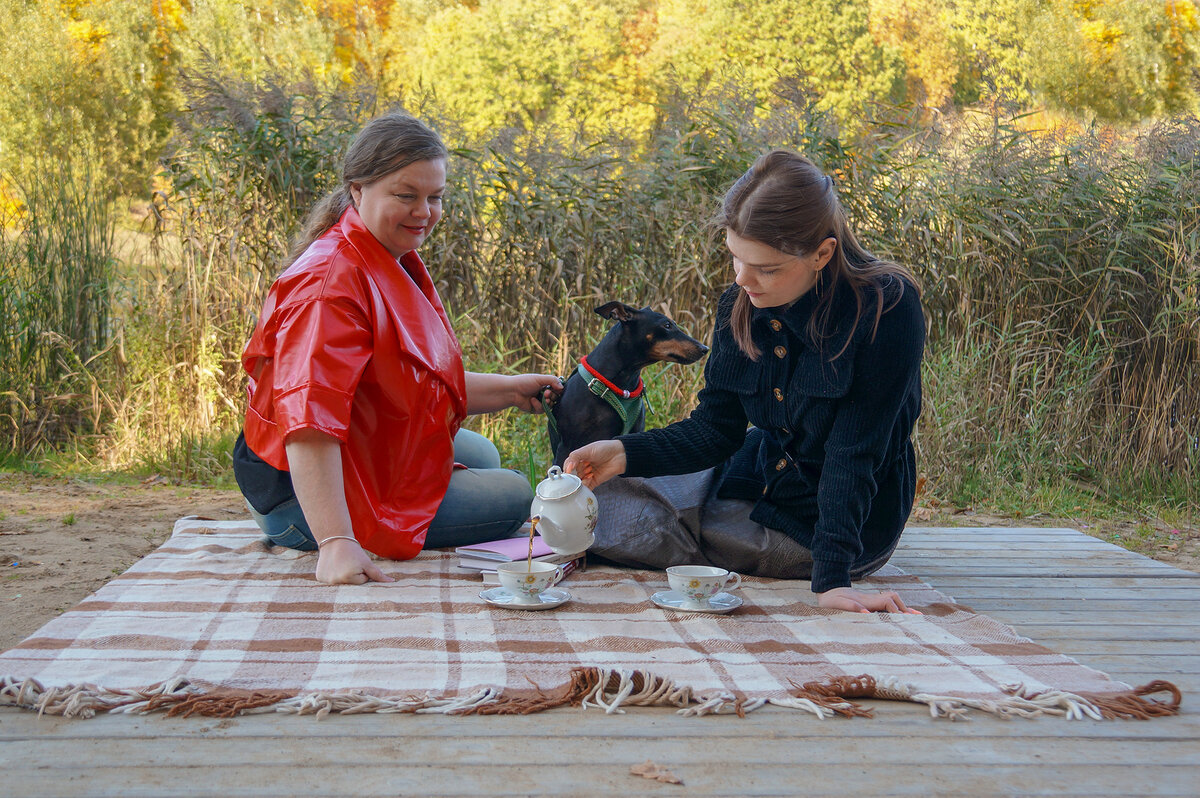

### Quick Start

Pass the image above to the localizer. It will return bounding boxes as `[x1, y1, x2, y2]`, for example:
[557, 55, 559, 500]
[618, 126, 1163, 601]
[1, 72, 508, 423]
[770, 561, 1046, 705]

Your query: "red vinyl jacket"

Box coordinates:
[241, 206, 467, 559]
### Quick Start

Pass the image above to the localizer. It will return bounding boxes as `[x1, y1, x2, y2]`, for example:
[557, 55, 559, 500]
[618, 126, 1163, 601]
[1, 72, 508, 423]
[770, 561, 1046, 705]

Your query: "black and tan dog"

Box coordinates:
[545, 302, 708, 466]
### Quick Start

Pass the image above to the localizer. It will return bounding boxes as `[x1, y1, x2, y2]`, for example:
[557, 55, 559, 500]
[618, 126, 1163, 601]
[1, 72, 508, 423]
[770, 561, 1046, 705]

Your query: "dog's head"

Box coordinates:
[595, 301, 709, 365]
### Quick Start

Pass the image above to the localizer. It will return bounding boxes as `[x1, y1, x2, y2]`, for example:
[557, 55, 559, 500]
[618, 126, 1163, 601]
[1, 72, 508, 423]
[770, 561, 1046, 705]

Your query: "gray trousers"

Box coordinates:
[590, 469, 894, 581]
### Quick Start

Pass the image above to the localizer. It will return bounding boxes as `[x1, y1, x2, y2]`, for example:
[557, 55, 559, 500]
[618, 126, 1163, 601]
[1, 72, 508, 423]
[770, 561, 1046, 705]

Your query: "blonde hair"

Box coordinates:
[286, 113, 447, 266]
[719, 150, 918, 360]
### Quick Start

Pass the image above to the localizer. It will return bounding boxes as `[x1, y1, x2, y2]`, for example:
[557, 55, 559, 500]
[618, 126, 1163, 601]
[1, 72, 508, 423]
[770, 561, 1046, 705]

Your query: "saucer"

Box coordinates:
[650, 590, 742, 614]
[480, 586, 571, 610]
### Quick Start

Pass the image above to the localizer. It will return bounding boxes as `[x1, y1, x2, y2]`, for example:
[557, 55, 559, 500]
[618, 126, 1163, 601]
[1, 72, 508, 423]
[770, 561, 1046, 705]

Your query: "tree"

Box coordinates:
[0, 0, 176, 194]
[645, 0, 907, 134]
[405, 0, 654, 141]
[1027, 0, 1200, 122]
[869, 0, 973, 112]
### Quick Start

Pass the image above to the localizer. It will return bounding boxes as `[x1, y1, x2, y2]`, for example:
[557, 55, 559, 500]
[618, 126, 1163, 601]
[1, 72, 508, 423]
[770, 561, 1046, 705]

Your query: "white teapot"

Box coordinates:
[530, 466, 598, 555]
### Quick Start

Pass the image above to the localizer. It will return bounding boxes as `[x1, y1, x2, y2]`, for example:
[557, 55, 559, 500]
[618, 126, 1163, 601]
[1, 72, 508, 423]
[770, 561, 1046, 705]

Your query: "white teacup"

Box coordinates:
[496, 560, 565, 604]
[666, 565, 742, 608]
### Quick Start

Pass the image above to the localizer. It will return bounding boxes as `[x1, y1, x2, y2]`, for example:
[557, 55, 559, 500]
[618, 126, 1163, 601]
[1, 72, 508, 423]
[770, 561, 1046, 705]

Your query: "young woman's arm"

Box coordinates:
[464, 371, 562, 414]
[811, 284, 925, 602]
[285, 428, 393, 585]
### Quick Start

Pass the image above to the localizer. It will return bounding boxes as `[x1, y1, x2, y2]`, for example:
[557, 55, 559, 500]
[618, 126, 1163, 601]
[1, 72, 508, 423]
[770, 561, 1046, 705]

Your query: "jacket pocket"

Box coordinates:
[789, 345, 854, 399]
[704, 343, 759, 396]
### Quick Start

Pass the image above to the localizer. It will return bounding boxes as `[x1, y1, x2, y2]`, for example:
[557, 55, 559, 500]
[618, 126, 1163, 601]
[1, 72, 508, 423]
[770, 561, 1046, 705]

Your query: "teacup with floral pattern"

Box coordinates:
[496, 560, 565, 604]
[666, 565, 742, 609]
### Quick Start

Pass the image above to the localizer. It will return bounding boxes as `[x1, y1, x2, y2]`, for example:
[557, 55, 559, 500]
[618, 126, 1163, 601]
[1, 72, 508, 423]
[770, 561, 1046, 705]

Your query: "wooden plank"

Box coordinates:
[934, 586, 1200, 600]
[894, 550, 1183, 565]
[5, 703, 1197, 742]
[942, 608, 1200, 626]
[5, 762, 1198, 797]
[1008, 653, 1198, 673]
[906, 527, 1094, 535]
[924, 598, 1200, 611]
[1005, 624, 1200, 641]
[892, 566, 1196, 578]
[5, 736, 1198, 770]
[896, 539, 1128, 551]
[922, 577, 1200, 591]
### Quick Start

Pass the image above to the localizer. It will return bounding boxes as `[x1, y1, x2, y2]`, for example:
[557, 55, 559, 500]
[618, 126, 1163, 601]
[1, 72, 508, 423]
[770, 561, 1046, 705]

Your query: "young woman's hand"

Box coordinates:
[817, 586, 922, 614]
[563, 440, 627, 488]
[314, 538, 393, 585]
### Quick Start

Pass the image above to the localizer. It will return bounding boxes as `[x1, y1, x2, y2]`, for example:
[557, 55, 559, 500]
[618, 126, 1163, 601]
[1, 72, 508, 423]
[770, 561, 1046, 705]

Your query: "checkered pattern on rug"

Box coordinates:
[0, 518, 1131, 702]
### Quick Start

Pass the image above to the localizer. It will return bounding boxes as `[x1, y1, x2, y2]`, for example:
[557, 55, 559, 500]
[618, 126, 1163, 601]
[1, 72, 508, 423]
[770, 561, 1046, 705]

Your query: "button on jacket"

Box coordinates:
[619, 277, 924, 592]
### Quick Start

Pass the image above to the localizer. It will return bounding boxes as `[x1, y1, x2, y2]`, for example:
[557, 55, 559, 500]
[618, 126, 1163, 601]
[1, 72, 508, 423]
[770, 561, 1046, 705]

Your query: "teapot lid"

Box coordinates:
[535, 466, 583, 500]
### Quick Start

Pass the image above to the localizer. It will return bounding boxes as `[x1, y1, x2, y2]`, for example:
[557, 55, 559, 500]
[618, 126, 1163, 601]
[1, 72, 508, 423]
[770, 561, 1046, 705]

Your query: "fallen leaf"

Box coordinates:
[630, 760, 683, 785]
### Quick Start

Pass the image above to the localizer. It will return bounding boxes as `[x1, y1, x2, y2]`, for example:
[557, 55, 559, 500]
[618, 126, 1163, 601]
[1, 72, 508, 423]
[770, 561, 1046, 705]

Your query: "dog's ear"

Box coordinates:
[595, 302, 638, 322]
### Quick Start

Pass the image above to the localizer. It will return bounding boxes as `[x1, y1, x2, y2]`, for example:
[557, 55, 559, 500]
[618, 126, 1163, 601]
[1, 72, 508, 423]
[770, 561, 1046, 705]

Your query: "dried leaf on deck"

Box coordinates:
[630, 760, 683, 784]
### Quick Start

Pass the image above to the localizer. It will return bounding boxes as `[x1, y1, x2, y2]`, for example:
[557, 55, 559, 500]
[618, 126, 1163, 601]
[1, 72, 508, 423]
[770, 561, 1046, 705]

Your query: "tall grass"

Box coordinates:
[3, 70, 1196, 510]
[0, 162, 116, 451]
[98, 72, 369, 481]
[860, 115, 1200, 499]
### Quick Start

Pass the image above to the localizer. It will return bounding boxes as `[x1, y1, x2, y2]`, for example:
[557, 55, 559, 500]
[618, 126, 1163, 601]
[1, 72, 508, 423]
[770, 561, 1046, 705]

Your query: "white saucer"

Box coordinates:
[650, 590, 742, 614]
[480, 586, 571, 610]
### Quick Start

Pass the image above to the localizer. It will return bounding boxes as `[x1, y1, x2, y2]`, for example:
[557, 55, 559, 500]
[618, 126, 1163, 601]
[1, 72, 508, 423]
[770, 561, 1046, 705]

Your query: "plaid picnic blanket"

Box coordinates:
[0, 518, 1180, 720]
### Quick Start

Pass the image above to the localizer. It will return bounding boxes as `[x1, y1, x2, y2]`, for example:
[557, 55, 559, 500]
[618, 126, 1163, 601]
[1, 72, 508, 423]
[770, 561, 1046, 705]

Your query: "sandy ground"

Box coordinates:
[1, 471, 1197, 652]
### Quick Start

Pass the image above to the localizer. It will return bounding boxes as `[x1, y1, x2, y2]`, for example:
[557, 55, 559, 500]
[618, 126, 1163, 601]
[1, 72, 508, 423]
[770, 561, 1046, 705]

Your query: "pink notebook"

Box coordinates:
[455, 534, 552, 562]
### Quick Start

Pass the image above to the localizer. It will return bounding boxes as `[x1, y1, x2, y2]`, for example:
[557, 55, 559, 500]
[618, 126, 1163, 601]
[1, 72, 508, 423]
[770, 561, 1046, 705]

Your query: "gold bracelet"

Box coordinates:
[316, 535, 359, 548]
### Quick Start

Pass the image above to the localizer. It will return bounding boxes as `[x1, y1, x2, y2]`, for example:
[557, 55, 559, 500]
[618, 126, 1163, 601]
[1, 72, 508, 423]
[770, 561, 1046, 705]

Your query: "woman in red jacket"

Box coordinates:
[234, 113, 561, 585]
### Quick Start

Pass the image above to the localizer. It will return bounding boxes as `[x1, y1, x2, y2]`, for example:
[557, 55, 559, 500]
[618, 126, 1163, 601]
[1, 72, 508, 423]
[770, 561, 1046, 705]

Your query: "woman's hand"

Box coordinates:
[563, 440, 627, 488]
[464, 372, 563, 414]
[315, 538, 393, 585]
[509, 372, 564, 413]
[285, 428, 394, 586]
[817, 586, 922, 614]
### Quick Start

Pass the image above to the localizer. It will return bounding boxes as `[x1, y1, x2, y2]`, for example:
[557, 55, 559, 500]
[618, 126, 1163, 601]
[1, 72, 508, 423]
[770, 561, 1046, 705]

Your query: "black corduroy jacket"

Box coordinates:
[619, 276, 925, 592]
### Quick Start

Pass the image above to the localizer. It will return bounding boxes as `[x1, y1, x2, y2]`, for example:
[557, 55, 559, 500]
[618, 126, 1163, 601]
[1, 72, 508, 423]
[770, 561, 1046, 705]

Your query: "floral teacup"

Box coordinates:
[496, 560, 565, 604]
[666, 565, 741, 609]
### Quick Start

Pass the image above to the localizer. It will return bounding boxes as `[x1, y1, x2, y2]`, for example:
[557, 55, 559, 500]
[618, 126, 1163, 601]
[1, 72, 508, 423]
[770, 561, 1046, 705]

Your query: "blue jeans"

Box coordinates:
[246, 429, 533, 551]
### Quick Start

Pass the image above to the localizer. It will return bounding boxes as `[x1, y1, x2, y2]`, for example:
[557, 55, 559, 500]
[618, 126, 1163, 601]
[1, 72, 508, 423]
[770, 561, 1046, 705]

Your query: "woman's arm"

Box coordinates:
[810, 284, 925, 598]
[464, 371, 563, 415]
[285, 428, 393, 585]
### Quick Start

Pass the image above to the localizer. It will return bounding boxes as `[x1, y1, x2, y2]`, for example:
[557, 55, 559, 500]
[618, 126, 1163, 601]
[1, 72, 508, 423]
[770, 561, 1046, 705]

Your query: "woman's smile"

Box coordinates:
[351, 158, 447, 259]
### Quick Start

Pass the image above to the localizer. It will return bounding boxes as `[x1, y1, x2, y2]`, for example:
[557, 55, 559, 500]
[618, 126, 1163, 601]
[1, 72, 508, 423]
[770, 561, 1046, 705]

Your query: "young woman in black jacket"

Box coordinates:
[564, 150, 924, 614]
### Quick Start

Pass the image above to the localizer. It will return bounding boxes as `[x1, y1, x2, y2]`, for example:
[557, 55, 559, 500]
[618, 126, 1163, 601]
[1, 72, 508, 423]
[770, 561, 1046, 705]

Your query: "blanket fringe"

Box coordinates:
[1, 675, 200, 719]
[278, 688, 503, 719]
[570, 667, 695, 714]
[783, 675, 1184, 722]
[138, 689, 298, 719]
[1, 672, 1182, 720]
[1025, 680, 1182, 721]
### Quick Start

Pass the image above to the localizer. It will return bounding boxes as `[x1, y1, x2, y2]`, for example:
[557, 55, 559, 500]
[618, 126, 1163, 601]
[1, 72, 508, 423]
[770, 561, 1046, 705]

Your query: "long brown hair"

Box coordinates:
[285, 112, 448, 267]
[719, 150, 918, 360]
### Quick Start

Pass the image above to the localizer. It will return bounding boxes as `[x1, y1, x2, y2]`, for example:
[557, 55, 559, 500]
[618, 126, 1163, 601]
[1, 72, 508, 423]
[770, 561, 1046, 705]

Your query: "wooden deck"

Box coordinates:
[2, 526, 1197, 797]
